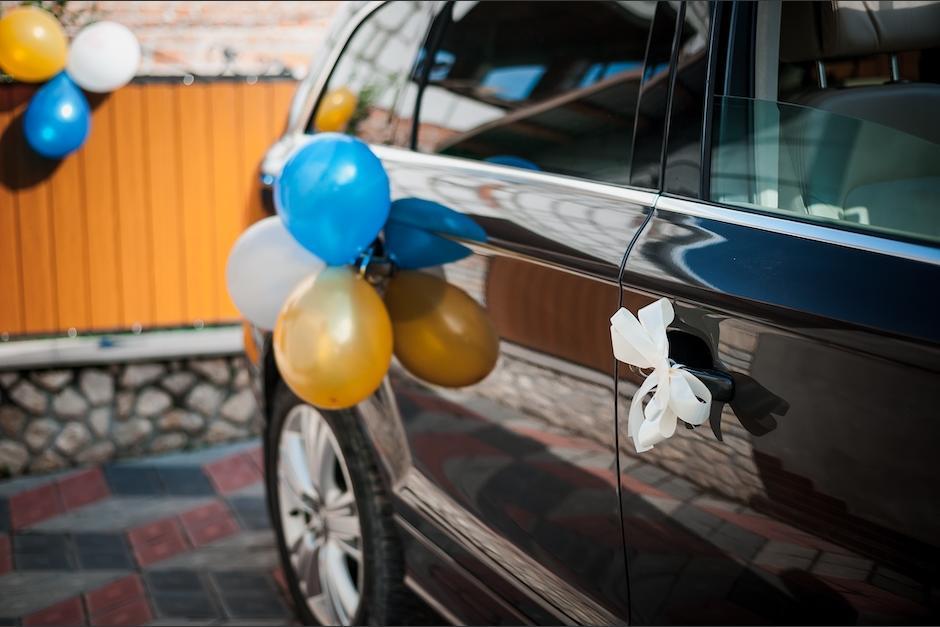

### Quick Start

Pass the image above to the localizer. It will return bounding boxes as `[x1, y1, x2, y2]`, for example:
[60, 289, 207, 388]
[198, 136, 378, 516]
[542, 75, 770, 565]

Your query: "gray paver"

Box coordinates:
[0, 471, 65, 498]
[74, 533, 135, 570]
[226, 481, 265, 498]
[146, 570, 222, 620]
[227, 496, 270, 531]
[157, 467, 216, 496]
[0, 570, 128, 616]
[13, 533, 74, 570]
[147, 530, 279, 571]
[116, 440, 260, 468]
[104, 466, 164, 495]
[31, 496, 216, 532]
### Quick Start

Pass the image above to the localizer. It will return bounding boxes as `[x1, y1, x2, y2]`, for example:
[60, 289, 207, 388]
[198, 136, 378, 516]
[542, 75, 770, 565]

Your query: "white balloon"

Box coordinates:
[226, 216, 325, 330]
[66, 21, 141, 93]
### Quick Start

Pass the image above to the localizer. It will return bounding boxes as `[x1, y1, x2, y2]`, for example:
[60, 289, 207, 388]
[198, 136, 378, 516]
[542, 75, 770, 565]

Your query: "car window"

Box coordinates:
[709, 0, 940, 244]
[414, 0, 658, 186]
[308, 1, 431, 146]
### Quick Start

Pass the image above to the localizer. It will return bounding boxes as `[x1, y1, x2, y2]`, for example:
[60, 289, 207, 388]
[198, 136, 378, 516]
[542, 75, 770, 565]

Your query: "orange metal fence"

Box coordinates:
[0, 79, 296, 338]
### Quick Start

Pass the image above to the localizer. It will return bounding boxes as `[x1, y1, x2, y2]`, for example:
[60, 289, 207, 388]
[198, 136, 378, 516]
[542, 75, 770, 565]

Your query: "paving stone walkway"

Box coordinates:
[0, 440, 297, 626]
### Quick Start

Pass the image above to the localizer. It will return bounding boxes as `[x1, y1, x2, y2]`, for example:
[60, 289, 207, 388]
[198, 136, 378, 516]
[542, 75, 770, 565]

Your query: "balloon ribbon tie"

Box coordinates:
[610, 298, 711, 453]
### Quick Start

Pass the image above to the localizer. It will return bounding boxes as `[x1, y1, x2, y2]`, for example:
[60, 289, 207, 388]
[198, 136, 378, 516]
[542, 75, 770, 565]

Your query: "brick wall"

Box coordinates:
[0, 1, 340, 78]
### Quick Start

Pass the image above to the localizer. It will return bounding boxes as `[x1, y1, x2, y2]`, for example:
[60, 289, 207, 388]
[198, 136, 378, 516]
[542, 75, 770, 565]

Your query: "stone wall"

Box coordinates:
[0, 356, 261, 476]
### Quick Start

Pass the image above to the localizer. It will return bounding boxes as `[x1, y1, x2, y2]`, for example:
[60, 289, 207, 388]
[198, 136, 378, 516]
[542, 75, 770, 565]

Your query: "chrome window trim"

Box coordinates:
[655, 195, 940, 267]
[370, 145, 660, 208]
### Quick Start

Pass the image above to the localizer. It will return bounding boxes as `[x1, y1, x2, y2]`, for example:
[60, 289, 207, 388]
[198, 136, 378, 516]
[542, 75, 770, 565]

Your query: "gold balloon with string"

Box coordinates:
[0, 6, 68, 82]
[274, 267, 392, 410]
[385, 271, 499, 388]
[314, 87, 358, 132]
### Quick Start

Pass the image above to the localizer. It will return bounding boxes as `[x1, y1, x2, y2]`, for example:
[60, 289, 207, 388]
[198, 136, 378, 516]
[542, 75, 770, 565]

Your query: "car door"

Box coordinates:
[615, 1, 940, 623]
[358, 1, 668, 623]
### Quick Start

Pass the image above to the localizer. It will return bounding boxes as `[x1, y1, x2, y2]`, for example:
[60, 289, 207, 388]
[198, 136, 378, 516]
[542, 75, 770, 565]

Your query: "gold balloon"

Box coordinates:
[274, 267, 393, 410]
[0, 6, 67, 82]
[314, 87, 358, 132]
[385, 271, 499, 388]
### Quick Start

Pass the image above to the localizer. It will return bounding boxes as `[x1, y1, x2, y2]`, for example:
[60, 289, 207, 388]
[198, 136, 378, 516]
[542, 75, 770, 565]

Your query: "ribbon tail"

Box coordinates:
[628, 372, 659, 453]
[669, 368, 712, 426]
[636, 405, 678, 452]
[635, 382, 679, 451]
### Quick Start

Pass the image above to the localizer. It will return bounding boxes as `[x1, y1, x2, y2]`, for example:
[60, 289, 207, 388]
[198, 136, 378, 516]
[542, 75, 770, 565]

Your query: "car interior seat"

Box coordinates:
[777, 0, 940, 240]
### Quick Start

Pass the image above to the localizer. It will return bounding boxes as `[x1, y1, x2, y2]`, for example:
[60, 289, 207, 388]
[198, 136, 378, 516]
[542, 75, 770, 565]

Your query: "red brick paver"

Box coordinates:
[0, 534, 11, 576]
[58, 468, 110, 511]
[90, 597, 152, 627]
[179, 501, 239, 547]
[23, 597, 84, 626]
[204, 452, 263, 494]
[85, 574, 145, 616]
[247, 446, 264, 474]
[10, 483, 64, 530]
[85, 574, 152, 627]
[127, 517, 189, 567]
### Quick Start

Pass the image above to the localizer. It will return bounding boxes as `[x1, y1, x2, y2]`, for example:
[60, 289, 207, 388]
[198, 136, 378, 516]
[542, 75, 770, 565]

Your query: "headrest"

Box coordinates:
[780, 1, 940, 63]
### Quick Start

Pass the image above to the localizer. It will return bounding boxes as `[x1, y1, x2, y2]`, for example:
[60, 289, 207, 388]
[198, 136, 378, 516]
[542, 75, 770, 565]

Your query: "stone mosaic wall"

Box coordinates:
[0, 356, 260, 476]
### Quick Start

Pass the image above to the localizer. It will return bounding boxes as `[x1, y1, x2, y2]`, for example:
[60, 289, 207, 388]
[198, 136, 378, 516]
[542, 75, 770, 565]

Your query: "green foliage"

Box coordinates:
[346, 72, 401, 137]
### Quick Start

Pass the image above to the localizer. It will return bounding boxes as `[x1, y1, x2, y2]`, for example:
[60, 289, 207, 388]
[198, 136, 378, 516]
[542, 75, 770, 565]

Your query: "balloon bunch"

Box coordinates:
[0, 6, 140, 158]
[227, 131, 498, 411]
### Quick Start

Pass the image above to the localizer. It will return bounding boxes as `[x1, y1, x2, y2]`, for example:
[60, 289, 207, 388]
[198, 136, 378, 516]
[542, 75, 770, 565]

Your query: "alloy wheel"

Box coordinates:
[277, 404, 363, 625]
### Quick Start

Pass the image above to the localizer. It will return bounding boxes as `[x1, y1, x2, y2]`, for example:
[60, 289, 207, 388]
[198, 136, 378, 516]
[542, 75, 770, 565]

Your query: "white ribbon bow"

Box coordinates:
[610, 298, 712, 453]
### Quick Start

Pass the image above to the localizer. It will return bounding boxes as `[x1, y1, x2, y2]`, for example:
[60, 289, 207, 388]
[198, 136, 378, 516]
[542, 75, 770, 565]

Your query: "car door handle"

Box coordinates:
[682, 367, 734, 403]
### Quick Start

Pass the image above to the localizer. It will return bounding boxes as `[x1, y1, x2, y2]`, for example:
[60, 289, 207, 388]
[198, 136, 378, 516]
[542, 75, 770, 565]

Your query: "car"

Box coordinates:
[251, 1, 940, 624]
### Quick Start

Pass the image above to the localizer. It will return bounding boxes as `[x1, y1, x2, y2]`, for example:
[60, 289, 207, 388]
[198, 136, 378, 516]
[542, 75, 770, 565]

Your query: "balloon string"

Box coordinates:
[358, 246, 375, 278]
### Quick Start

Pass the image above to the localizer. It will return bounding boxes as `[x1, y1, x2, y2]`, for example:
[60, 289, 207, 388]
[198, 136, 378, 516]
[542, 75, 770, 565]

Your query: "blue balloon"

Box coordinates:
[484, 155, 541, 171]
[24, 73, 91, 159]
[386, 198, 487, 242]
[275, 133, 390, 266]
[385, 198, 486, 269]
[385, 222, 473, 270]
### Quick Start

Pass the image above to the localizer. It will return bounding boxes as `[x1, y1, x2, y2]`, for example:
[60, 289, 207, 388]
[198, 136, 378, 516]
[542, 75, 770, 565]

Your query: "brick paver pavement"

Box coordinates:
[0, 440, 295, 626]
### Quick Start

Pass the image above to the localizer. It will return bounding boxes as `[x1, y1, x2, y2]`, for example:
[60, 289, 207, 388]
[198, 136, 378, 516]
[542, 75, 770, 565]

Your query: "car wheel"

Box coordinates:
[265, 380, 411, 625]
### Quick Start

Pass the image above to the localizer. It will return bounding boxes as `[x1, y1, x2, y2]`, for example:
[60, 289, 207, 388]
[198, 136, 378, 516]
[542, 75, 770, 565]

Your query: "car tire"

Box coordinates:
[264, 380, 416, 625]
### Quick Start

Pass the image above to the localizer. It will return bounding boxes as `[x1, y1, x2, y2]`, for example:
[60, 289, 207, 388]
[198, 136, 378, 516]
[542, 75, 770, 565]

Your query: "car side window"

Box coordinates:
[709, 1, 940, 244]
[308, 1, 431, 146]
[413, 0, 658, 187]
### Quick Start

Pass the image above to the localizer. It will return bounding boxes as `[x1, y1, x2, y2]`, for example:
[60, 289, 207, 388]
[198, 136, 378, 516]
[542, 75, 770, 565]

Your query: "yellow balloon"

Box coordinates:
[385, 271, 499, 388]
[274, 267, 392, 410]
[314, 87, 358, 132]
[0, 6, 67, 82]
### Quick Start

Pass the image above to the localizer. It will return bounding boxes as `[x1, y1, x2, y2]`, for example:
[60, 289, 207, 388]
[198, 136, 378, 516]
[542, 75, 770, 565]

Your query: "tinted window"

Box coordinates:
[415, 1, 657, 186]
[709, 1, 940, 243]
[309, 1, 430, 146]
